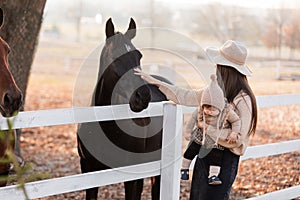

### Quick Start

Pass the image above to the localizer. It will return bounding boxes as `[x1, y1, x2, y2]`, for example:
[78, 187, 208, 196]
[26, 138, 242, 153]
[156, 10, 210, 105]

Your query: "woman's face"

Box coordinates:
[203, 105, 220, 116]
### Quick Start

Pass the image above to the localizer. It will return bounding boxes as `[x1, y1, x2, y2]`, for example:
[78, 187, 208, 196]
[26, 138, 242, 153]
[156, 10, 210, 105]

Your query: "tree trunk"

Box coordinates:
[0, 1, 47, 155]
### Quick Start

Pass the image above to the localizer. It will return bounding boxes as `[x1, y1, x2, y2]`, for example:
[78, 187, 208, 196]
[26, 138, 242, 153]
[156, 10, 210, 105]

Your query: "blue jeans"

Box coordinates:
[190, 148, 240, 200]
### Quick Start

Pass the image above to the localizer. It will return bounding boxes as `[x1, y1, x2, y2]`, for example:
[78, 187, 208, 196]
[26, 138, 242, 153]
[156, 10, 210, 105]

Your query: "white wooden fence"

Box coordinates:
[0, 94, 299, 199]
[256, 60, 300, 80]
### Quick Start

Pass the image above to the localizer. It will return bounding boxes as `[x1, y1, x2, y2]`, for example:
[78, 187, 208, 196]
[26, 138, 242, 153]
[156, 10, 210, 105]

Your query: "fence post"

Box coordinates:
[160, 103, 183, 200]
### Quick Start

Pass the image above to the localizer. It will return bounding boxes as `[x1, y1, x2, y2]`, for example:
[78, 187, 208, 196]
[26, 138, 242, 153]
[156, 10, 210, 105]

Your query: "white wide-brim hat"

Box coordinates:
[205, 40, 252, 76]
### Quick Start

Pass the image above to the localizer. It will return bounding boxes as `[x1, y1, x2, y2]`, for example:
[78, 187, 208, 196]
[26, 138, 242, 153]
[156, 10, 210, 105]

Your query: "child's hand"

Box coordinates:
[198, 122, 208, 130]
[184, 132, 191, 141]
[198, 122, 204, 129]
[227, 132, 238, 144]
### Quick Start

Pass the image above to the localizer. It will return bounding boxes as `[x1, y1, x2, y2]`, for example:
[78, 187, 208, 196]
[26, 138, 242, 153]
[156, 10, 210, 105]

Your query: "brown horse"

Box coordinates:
[0, 8, 23, 187]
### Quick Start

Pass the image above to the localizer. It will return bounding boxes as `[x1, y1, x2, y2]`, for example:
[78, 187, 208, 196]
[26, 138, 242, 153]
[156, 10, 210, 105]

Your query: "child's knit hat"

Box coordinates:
[201, 74, 225, 111]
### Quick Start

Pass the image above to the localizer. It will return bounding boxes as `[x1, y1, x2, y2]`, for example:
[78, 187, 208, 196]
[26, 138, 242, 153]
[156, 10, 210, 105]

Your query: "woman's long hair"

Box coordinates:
[216, 64, 257, 135]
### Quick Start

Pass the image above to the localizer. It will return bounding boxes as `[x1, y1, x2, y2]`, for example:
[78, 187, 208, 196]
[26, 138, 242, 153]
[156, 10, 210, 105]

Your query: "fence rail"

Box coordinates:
[0, 94, 299, 199]
[0, 161, 162, 200]
[0, 102, 166, 130]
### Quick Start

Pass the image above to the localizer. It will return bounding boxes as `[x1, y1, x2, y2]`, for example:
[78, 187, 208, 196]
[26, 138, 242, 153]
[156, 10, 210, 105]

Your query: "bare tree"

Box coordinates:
[0, 1, 47, 155]
[193, 3, 256, 43]
[263, 23, 279, 51]
[263, 7, 290, 58]
[66, 0, 83, 42]
[284, 13, 300, 59]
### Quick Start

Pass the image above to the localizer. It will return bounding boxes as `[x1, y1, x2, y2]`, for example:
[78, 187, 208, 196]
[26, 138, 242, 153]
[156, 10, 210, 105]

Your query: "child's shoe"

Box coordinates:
[181, 169, 189, 180]
[208, 175, 222, 185]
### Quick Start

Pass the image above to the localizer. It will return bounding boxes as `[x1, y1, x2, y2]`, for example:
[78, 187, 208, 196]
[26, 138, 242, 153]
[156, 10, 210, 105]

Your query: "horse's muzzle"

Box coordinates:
[129, 85, 151, 113]
[0, 90, 23, 117]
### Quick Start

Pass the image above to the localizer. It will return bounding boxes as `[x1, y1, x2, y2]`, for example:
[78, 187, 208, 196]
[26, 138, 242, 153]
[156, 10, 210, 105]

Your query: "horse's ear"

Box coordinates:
[0, 8, 4, 28]
[125, 18, 136, 40]
[105, 18, 115, 39]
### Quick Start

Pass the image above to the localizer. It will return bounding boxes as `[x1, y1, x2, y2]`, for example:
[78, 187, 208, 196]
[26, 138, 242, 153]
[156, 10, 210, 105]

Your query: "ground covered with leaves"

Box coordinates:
[8, 73, 300, 199]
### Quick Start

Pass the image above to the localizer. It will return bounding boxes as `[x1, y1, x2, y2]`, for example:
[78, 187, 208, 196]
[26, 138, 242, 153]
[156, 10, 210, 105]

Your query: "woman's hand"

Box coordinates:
[134, 68, 161, 86]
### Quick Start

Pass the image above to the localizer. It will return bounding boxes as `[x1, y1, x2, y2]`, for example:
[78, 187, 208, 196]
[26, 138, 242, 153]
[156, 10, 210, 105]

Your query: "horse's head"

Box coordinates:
[99, 18, 151, 112]
[0, 8, 22, 117]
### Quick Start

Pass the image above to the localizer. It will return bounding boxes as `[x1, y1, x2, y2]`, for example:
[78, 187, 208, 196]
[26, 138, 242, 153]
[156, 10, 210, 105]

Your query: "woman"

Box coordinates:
[135, 40, 257, 199]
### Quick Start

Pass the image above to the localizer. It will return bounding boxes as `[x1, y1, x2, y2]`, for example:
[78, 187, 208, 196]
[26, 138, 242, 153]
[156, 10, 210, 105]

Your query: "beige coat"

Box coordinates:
[158, 82, 252, 156]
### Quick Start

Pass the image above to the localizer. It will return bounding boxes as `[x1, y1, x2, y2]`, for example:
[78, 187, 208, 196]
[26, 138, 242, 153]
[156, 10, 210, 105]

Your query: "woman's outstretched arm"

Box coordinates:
[134, 68, 203, 106]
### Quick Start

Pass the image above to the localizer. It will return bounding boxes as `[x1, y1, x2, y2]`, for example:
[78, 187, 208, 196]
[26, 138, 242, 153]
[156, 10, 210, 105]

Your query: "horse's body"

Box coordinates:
[77, 18, 170, 200]
[0, 8, 23, 186]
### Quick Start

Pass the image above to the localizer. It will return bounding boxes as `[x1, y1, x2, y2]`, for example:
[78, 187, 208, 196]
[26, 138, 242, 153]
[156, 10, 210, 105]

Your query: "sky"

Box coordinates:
[158, 0, 300, 9]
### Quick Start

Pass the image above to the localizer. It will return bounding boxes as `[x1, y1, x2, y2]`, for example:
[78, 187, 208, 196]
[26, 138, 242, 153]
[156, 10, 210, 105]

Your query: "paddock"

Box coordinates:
[0, 94, 299, 199]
